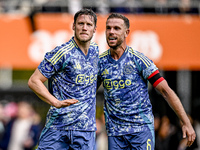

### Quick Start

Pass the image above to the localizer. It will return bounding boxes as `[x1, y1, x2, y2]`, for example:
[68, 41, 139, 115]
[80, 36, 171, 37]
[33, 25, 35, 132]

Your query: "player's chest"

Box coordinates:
[101, 60, 139, 81]
[65, 55, 98, 76]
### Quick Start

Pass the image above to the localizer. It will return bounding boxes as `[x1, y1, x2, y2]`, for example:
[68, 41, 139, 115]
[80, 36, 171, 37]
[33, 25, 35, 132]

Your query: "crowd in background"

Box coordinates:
[0, 100, 42, 150]
[0, 99, 200, 150]
[154, 114, 199, 150]
[0, 0, 199, 15]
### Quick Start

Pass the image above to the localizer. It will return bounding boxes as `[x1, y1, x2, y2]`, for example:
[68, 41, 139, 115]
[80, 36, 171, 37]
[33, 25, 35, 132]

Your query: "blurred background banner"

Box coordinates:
[0, 14, 33, 69]
[0, 14, 200, 70]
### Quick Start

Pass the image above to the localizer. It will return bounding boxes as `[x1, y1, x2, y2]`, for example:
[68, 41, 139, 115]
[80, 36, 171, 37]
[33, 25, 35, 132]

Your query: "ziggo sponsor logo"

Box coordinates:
[104, 79, 131, 89]
[76, 74, 97, 84]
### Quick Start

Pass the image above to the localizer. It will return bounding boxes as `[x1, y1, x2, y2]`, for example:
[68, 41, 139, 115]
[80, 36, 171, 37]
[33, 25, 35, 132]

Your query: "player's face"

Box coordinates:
[106, 18, 129, 49]
[73, 14, 96, 43]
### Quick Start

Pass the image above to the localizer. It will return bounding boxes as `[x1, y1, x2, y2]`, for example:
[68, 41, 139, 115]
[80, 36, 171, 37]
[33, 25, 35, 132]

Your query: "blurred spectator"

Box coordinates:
[154, 113, 161, 137]
[68, 0, 82, 14]
[96, 0, 109, 14]
[108, 0, 143, 13]
[23, 112, 42, 150]
[0, 0, 3, 13]
[41, 0, 63, 12]
[0, 101, 42, 150]
[155, 115, 176, 150]
[155, 0, 169, 13]
[170, 0, 199, 14]
[155, 114, 199, 150]
[96, 114, 108, 150]
[178, 0, 199, 14]
[3, 102, 18, 124]
[126, 0, 144, 13]
[82, 0, 97, 13]
[194, 120, 200, 150]
[109, 0, 129, 13]
[0, 104, 5, 140]
[18, 0, 32, 15]
[141, 0, 156, 13]
[0, 0, 200, 14]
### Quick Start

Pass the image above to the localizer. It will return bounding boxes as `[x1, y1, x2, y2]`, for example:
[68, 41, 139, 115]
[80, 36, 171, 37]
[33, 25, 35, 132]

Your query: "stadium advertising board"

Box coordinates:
[0, 14, 200, 70]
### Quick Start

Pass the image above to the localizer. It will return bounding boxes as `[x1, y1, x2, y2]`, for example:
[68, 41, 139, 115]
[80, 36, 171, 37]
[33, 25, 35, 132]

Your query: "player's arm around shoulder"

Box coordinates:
[28, 69, 78, 108]
[155, 80, 196, 147]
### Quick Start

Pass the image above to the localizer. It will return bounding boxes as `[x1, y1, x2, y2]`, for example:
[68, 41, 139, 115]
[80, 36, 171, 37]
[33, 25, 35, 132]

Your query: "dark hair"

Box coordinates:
[74, 9, 97, 26]
[107, 13, 130, 29]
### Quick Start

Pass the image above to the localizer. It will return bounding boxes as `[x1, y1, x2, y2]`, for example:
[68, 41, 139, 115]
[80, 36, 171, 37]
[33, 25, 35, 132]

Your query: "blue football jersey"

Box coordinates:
[97, 46, 158, 136]
[38, 37, 99, 131]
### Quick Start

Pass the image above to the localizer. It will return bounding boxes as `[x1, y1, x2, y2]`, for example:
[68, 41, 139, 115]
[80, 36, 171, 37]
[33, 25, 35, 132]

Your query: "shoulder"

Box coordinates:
[99, 49, 109, 59]
[57, 39, 77, 53]
[98, 50, 109, 70]
[90, 41, 99, 54]
[127, 47, 153, 68]
[127, 47, 143, 58]
[45, 40, 76, 65]
[90, 41, 98, 47]
[49, 39, 75, 56]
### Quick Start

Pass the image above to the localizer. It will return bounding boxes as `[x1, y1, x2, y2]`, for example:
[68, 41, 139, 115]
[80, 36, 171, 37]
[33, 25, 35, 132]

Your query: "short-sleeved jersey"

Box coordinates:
[97, 46, 158, 136]
[38, 37, 99, 131]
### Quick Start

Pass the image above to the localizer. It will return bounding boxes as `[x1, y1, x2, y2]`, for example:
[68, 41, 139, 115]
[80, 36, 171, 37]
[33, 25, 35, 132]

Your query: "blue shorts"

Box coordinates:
[108, 128, 154, 150]
[36, 127, 96, 150]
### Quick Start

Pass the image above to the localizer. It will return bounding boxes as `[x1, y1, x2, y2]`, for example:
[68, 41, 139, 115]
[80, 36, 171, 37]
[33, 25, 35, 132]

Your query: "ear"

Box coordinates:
[93, 26, 97, 33]
[125, 29, 130, 38]
[72, 23, 75, 31]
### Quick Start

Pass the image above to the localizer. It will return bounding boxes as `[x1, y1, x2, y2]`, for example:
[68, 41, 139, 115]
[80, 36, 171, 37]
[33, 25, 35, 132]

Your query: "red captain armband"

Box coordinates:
[147, 70, 164, 88]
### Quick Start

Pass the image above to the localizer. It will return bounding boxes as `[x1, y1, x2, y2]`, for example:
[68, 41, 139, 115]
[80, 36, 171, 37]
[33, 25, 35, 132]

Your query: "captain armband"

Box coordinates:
[147, 70, 164, 88]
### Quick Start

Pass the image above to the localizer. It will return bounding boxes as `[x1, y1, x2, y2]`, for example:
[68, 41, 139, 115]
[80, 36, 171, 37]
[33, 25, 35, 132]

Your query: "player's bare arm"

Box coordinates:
[155, 79, 196, 147]
[28, 68, 78, 108]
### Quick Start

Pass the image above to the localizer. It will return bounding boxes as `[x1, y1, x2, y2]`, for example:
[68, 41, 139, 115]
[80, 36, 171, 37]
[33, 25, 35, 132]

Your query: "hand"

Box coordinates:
[54, 99, 79, 108]
[23, 138, 34, 148]
[182, 124, 196, 147]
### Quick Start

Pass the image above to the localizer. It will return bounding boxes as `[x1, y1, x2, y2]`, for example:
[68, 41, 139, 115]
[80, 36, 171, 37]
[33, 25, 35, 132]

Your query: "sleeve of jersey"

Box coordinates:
[147, 70, 165, 87]
[133, 50, 158, 80]
[38, 46, 67, 78]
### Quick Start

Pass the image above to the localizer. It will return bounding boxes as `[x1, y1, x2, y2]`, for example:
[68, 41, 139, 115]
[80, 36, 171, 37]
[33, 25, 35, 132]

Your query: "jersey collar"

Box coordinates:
[108, 46, 129, 64]
[71, 37, 91, 59]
